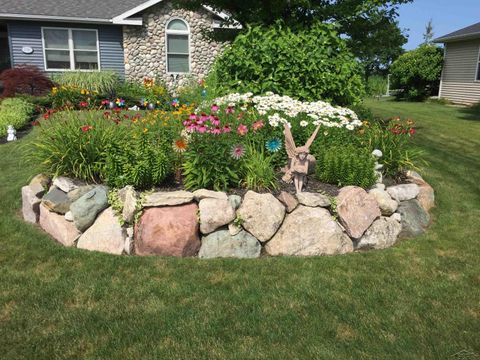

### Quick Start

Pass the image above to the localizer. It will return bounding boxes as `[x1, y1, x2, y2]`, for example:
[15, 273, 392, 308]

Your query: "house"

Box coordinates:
[434, 22, 480, 105]
[0, 0, 239, 87]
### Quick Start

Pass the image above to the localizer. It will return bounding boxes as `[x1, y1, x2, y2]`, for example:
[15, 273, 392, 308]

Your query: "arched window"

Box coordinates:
[166, 19, 190, 73]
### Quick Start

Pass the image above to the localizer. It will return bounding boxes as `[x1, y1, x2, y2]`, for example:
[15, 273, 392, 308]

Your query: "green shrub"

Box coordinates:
[214, 22, 365, 105]
[241, 145, 278, 191]
[52, 71, 119, 95]
[315, 145, 377, 188]
[0, 98, 35, 136]
[390, 45, 443, 101]
[366, 76, 388, 97]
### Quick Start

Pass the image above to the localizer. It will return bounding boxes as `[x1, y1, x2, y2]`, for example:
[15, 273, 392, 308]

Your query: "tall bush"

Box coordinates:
[0, 98, 35, 136]
[0, 65, 53, 97]
[390, 45, 443, 101]
[214, 22, 365, 105]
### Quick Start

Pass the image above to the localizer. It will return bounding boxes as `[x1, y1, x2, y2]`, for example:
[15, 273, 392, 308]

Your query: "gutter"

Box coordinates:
[434, 32, 480, 43]
[0, 13, 142, 25]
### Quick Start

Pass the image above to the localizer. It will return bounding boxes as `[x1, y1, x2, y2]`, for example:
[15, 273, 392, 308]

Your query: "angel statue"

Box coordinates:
[282, 123, 321, 193]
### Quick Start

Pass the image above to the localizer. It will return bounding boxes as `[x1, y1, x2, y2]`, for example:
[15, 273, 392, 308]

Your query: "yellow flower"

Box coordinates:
[51, 87, 58, 94]
[143, 128, 149, 134]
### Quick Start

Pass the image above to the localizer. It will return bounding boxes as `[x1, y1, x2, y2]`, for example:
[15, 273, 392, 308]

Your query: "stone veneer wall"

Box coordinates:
[123, 1, 224, 89]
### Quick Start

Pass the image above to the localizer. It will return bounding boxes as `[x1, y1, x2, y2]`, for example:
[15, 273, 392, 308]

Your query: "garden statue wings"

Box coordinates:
[283, 123, 321, 193]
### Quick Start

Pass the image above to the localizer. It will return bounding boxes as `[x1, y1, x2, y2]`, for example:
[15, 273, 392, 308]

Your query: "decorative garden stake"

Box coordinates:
[372, 149, 383, 183]
[282, 123, 321, 193]
[6, 125, 17, 142]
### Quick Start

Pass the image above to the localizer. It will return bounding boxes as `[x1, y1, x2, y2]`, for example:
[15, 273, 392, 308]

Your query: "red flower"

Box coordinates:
[409, 128, 416, 136]
[103, 111, 111, 118]
[252, 120, 264, 131]
[31, 120, 40, 126]
[79, 101, 88, 108]
[81, 125, 93, 132]
[43, 113, 50, 120]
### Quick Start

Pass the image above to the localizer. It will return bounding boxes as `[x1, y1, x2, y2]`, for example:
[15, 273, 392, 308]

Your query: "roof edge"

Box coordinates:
[434, 32, 480, 43]
[0, 13, 113, 24]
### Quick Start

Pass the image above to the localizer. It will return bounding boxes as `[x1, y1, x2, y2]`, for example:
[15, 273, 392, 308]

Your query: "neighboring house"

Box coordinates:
[0, 0, 239, 87]
[434, 22, 480, 105]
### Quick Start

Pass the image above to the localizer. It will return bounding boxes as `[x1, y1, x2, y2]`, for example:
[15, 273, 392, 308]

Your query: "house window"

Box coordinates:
[166, 19, 190, 73]
[42, 28, 100, 71]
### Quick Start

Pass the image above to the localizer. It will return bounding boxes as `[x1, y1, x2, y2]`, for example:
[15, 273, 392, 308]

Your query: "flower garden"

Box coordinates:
[1, 71, 434, 258]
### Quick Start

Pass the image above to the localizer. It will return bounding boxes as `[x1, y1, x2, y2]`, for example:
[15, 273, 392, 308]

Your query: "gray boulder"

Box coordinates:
[70, 186, 109, 232]
[42, 185, 95, 214]
[228, 195, 242, 210]
[199, 230, 261, 259]
[387, 184, 419, 202]
[296, 192, 331, 207]
[199, 198, 235, 234]
[193, 189, 228, 201]
[21, 185, 41, 223]
[356, 217, 402, 250]
[143, 190, 194, 207]
[265, 206, 353, 256]
[369, 188, 398, 216]
[52, 176, 85, 193]
[397, 199, 430, 238]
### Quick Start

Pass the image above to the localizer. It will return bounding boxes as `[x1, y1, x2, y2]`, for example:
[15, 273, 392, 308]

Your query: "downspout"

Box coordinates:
[438, 44, 446, 98]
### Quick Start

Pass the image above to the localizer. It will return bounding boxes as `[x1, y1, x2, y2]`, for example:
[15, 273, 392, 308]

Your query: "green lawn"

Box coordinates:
[1, 99, 479, 359]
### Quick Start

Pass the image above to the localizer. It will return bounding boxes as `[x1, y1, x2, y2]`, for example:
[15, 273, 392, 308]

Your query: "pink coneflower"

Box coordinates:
[237, 124, 248, 136]
[211, 104, 219, 113]
[230, 144, 245, 160]
[210, 116, 220, 126]
[197, 125, 208, 133]
[225, 106, 235, 114]
[200, 113, 209, 122]
[210, 126, 222, 135]
[252, 120, 264, 131]
[183, 120, 192, 127]
[189, 114, 198, 121]
[223, 125, 231, 133]
[186, 123, 197, 132]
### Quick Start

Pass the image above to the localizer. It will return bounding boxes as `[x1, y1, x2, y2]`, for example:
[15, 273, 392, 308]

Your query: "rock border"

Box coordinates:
[22, 171, 435, 258]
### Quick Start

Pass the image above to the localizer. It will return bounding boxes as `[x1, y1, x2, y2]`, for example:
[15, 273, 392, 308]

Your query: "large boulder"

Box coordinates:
[417, 183, 435, 213]
[29, 173, 51, 191]
[52, 176, 85, 193]
[193, 189, 228, 201]
[265, 206, 353, 256]
[336, 186, 381, 239]
[70, 186, 109, 232]
[397, 199, 430, 238]
[277, 191, 298, 213]
[296, 192, 331, 208]
[143, 190, 194, 207]
[369, 188, 398, 216]
[39, 204, 80, 246]
[386, 184, 419, 202]
[355, 217, 402, 250]
[118, 185, 138, 224]
[77, 208, 125, 255]
[199, 198, 235, 234]
[237, 191, 285, 242]
[199, 230, 261, 259]
[21, 185, 41, 223]
[42, 185, 95, 214]
[135, 203, 200, 257]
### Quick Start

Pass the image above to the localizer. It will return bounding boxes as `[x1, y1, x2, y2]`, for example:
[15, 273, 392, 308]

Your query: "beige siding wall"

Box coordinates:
[440, 39, 480, 105]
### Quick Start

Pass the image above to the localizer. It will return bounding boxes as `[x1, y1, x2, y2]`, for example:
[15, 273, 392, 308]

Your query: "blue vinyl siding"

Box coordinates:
[7, 21, 125, 78]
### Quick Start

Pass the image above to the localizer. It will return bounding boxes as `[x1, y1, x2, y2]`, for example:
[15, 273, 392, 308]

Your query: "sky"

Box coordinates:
[397, 0, 480, 50]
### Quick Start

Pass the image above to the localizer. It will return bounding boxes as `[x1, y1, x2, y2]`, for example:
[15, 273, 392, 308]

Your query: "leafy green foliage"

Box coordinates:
[51, 71, 120, 95]
[0, 97, 35, 137]
[366, 76, 388, 97]
[315, 145, 377, 188]
[214, 22, 365, 105]
[241, 146, 278, 191]
[390, 45, 444, 101]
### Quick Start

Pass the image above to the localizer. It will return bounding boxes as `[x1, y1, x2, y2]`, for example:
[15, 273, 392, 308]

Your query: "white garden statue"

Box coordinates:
[372, 149, 383, 183]
[6, 125, 17, 142]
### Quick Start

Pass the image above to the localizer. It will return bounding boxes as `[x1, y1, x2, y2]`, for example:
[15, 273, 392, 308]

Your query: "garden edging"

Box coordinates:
[21, 171, 435, 258]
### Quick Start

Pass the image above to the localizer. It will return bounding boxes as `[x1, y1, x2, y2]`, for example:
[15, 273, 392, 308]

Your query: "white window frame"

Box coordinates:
[41, 27, 101, 72]
[165, 18, 191, 74]
[475, 45, 480, 82]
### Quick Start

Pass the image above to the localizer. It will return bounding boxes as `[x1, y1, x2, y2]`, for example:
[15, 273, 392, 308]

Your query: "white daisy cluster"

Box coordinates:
[212, 92, 362, 130]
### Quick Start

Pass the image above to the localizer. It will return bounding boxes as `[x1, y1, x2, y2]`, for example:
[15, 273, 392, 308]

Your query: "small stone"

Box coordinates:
[277, 191, 299, 213]
[64, 211, 74, 222]
[199, 198, 235, 234]
[228, 195, 242, 210]
[417, 183, 435, 213]
[118, 186, 138, 224]
[374, 183, 386, 191]
[199, 230, 261, 259]
[135, 203, 200, 257]
[390, 213, 401, 222]
[29, 174, 51, 190]
[397, 199, 430, 238]
[42, 187, 71, 214]
[143, 190, 194, 207]
[336, 186, 381, 239]
[77, 208, 125, 255]
[369, 188, 398, 216]
[70, 186, 109, 232]
[21, 186, 41, 223]
[39, 204, 80, 246]
[265, 206, 353, 256]
[356, 217, 402, 250]
[193, 189, 228, 201]
[52, 176, 85, 193]
[296, 192, 331, 207]
[237, 191, 286, 243]
[405, 170, 426, 185]
[228, 223, 242, 236]
[387, 184, 420, 202]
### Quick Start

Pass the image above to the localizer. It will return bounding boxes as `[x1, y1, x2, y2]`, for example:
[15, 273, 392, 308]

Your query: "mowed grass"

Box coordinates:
[0, 99, 479, 359]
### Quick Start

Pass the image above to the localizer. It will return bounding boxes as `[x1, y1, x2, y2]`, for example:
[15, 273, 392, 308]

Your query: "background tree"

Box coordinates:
[423, 19, 434, 45]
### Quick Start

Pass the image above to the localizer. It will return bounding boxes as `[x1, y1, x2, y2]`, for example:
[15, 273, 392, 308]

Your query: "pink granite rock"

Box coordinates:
[135, 203, 200, 257]
[277, 191, 299, 213]
[417, 182, 435, 212]
[336, 186, 381, 239]
[39, 204, 80, 246]
[22, 185, 41, 223]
